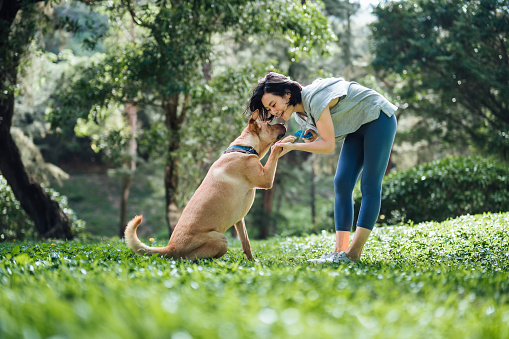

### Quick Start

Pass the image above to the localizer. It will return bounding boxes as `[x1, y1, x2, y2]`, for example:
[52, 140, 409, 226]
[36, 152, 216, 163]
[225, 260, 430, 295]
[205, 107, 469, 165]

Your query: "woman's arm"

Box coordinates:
[274, 105, 336, 156]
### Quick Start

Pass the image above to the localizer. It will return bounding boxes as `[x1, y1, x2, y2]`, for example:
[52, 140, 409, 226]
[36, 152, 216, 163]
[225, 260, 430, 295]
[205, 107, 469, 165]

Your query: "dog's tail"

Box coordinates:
[124, 215, 174, 258]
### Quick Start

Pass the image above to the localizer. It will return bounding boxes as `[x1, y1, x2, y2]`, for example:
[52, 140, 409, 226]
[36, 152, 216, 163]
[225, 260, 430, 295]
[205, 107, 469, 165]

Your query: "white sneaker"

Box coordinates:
[307, 252, 334, 264]
[326, 251, 353, 263]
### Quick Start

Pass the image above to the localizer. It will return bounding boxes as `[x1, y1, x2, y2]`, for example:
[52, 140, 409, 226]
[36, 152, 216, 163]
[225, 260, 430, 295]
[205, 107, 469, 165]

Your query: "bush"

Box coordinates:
[0, 176, 33, 241]
[354, 156, 509, 225]
[0, 175, 85, 241]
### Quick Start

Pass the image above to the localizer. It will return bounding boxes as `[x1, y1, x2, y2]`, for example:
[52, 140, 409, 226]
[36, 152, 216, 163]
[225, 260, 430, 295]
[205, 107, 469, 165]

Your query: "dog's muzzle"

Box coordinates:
[275, 123, 287, 140]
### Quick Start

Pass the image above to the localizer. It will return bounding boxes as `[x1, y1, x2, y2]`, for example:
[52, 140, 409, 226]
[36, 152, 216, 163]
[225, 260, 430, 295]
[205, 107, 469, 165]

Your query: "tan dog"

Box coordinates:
[125, 110, 296, 261]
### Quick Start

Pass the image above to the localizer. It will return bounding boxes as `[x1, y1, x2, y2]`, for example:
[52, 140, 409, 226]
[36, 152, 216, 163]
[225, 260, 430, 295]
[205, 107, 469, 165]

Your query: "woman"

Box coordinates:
[248, 72, 397, 263]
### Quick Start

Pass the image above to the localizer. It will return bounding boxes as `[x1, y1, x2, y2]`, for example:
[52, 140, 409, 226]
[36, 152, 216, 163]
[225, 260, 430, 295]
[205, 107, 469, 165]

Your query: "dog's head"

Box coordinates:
[246, 110, 287, 158]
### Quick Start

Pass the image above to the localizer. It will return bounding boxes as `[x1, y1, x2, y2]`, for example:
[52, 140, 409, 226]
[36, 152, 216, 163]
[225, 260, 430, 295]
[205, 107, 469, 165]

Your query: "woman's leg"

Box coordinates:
[335, 231, 350, 252]
[333, 132, 364, 251]
[344, 227, 372, 261]
[345, 113, 397, 260]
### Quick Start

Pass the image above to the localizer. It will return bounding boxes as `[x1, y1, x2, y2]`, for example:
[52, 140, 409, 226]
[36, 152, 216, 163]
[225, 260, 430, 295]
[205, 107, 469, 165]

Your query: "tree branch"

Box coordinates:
[121, 0, 141, 25]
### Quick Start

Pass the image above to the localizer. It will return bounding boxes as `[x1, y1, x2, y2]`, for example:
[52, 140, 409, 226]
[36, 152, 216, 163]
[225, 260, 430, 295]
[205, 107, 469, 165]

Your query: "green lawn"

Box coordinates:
[1, 213, 508, 338]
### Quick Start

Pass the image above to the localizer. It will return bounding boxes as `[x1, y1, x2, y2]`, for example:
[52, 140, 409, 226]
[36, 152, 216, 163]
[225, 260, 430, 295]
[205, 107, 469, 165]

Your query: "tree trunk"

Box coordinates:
[0, 1, 73, 240]
[118, 22, 138, 237]
[272, 187, 283, 236]
[385, 155, 393, 175]
[164, 95, 181, 234]
[344, 1, 352, 68]
[118, 102, 137, 237]
[0, 93, 73, 240]
[260, 188, 275, 239]
[119, 174, 133, 236]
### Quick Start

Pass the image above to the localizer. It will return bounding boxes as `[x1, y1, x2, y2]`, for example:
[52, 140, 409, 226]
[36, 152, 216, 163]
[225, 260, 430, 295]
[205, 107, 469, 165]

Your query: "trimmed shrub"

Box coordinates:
[354, 156, 509, 225]
[0, 175, 85, 241]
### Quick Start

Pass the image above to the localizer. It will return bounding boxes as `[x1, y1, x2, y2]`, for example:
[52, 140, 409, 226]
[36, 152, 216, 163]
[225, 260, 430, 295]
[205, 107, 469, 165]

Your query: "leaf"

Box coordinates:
[11, 245, 20, 255]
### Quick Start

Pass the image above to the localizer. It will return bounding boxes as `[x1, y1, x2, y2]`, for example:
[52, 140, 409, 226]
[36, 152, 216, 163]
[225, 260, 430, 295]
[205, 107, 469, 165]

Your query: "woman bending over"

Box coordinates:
[248, 72, 397, 263]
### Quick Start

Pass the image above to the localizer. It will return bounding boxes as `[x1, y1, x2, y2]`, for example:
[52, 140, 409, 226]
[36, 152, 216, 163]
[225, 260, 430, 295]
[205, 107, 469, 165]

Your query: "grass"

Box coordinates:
[1, 212, 508, 338]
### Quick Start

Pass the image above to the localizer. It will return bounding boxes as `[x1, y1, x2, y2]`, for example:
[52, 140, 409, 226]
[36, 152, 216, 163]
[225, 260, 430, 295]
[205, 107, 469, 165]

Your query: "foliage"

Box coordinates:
[370, 0, 509, 161]
[0, 212, 508, 338]
[0, 176, 86, 242]
[0, 177, 31, 241]
[50, 1, 109, 53]
[74, 101, 134, 165]
[46, 0, 336, 229]
[13, 48, 98, 167]
[354, 156, 509, 225]
[48, 0, 335, 133]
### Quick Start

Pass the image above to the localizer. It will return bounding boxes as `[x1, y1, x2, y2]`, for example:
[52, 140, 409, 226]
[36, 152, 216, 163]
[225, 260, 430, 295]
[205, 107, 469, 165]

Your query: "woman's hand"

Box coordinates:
[304, 129, 318, 143]
[271, 137, 296, 158]
[288, 107, 335, 154]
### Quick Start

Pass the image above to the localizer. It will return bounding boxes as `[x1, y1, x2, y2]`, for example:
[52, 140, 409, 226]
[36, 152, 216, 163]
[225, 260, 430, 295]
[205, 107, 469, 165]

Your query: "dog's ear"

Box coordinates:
[249, 110, 261, 133]
[250, 109, 260, 121]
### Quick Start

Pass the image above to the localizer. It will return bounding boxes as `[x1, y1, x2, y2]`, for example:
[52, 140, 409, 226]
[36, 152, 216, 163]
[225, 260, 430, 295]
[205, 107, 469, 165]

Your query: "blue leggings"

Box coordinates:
[334, 113, 397, 231]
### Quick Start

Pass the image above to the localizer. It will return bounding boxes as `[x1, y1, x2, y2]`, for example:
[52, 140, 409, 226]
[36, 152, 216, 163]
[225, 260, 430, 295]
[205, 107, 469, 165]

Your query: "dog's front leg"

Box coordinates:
[250, 136, 297, 189]
[250, 148, 281, 189]
[234, 218, 257, 262]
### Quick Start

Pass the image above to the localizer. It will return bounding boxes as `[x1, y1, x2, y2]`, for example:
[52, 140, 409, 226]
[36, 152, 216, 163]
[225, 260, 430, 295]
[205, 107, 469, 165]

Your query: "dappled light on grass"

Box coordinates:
[1, 213, 508, 338]
[257, 212, 509, 272]
[366, 213, 509, 271]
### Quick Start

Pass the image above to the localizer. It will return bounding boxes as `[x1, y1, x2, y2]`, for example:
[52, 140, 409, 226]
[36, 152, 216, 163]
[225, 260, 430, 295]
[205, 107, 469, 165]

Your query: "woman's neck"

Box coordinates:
[292, 103, 305, 114]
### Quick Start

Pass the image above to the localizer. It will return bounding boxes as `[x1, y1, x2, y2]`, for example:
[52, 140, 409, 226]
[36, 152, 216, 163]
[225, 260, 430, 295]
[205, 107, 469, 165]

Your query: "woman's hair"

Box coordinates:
[247, 72, 302, 122]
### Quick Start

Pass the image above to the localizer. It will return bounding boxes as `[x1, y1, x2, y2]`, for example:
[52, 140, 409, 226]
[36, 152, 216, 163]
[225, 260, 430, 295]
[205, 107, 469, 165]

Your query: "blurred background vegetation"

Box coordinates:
[1, 0, 507, 241]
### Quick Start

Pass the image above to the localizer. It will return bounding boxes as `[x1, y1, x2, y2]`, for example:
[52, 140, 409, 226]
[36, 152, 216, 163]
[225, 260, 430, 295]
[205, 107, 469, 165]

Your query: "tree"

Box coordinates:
[66, 16, 140, 238]
[50, 0, 335, 234]
[323, 0, 360, 68]
[370, 0, 509, 161]
[0, 0, 73, 239]
[73, 99, 139, 237]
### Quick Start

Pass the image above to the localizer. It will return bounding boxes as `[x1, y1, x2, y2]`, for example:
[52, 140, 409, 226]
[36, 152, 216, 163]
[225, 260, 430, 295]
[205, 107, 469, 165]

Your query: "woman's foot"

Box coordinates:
[307, 252, 334, 263]
[343, 250, 360, 261]
[308, 251, 356, 264]
[328, 251, 353, 263]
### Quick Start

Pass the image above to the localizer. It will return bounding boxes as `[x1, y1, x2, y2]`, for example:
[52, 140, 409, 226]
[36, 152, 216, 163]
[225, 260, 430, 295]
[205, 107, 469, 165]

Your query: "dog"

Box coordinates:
[125, 110, 296, 261]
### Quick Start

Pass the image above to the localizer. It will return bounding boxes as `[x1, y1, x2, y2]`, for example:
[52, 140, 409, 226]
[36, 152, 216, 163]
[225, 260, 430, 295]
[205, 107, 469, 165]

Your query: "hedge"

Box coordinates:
[354, 156, 509, 225]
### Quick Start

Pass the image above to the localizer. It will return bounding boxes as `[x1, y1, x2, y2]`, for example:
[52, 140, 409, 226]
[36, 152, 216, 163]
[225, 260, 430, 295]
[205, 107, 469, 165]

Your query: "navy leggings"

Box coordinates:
[334, 112, 397, 231]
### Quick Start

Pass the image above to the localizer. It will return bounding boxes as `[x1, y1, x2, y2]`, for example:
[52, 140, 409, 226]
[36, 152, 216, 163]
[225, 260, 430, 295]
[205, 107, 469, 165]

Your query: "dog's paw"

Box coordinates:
[280, 135, 297, 143]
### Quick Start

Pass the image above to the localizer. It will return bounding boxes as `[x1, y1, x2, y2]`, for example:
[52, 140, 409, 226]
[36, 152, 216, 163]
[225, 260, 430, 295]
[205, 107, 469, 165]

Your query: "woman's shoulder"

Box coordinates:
[302, 77, 351, 107]
[304, 77, 344, 88]
[303, 77, 349, 95]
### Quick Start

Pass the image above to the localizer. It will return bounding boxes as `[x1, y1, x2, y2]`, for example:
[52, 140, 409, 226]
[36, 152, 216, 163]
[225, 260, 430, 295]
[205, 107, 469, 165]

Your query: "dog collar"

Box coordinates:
[224, 145, 259, 156]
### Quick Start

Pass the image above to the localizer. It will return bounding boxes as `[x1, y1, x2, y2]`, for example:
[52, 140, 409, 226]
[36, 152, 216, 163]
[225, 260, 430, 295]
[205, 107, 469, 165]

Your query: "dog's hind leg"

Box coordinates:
[184, 231, 229, 260]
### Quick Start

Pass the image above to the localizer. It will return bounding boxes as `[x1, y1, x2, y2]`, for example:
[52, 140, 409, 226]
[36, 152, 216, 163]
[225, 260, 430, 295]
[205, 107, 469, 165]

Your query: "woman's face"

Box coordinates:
[261, 92, 293, 120]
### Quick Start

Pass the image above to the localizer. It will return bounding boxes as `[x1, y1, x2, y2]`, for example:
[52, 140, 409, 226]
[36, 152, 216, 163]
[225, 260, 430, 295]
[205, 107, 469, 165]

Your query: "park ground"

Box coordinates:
[1, 212, 508, 338]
